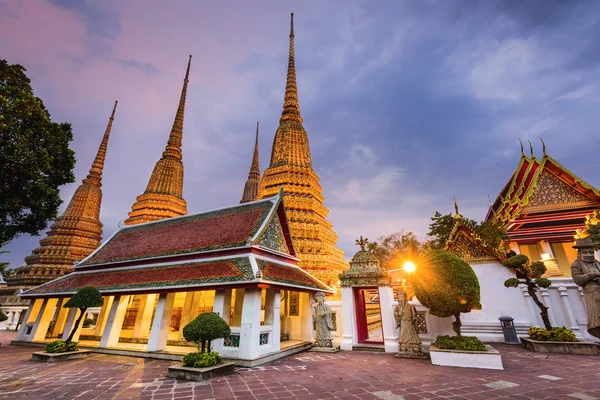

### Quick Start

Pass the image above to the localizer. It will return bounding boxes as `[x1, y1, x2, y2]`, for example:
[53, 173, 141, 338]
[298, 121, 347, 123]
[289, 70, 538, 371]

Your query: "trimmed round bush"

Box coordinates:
[413, 250, 481, 335]
[45, 340, 78, 353]
[183, 351, 222, 368]
[82, 318, 95, 328]
[435, 335, 487, 352]
[528, 327, 578, 342]
[182, 312, 231, 352]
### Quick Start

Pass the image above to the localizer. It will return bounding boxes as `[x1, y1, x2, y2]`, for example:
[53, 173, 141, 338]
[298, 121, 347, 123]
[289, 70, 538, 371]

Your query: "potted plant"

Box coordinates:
[167, 312, 236, 381]
[413, 250, 503, 370]
[31, 286, 103, 362]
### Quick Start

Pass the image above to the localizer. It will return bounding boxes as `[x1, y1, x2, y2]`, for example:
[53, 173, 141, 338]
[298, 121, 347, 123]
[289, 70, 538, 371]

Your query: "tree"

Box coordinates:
[369, 230, 423, 270]
[183, 312, 231, 352]
[63, 287, 104, 343]
[0, 250, 13, 279]
[0, 59, 76, 246]
[503, 254, 552, 330]
[412, 250, 481, 336]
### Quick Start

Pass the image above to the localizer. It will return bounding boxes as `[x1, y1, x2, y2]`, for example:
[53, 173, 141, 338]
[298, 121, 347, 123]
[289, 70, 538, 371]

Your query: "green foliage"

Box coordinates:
[82, 318, 95, 328]
[504, 278, 520, 288]
[502, 254, 548, 280]
[45, 340, 78, 353]
[183, 312, 231, 352]
[529, 262, 547, 279]
[368, 230, 423, 269]
[413, 250, 481, 335]
[535, 278, 552, 289]
[0, 59, 76, 245]
[435, 335, 487, 351]
[0, 309, 7, 322]
[64, 287, 104, 309]
[182, 351, 222, 368]
[425, 212, 507, 252]
[528, 327, 578, 342]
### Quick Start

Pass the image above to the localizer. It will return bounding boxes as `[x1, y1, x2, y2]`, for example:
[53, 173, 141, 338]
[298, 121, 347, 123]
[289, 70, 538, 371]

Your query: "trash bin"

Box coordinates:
[499, 316, 520, 344]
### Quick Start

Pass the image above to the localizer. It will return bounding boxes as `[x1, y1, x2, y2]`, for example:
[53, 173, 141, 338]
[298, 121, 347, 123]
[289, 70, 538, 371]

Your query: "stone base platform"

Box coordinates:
[167, 361, 236, 381]
[310, 346, 340, 353]
[430, 345, 504, 370]
[521, 337, 599, 355]
[395, 350, 428, 359]
[31, 350, 91, 362]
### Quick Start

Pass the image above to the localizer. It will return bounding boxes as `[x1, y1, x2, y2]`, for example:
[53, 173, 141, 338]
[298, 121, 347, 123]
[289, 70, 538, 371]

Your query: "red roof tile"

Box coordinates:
[258, 260, 330, 291]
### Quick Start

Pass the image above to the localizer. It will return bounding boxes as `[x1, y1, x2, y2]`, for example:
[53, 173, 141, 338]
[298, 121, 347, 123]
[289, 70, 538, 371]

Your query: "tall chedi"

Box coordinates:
[240, 122, 261, 203]
[124, 56, 191, 225]
[257, 13, 348, 286]
[8, 101, 118, 288]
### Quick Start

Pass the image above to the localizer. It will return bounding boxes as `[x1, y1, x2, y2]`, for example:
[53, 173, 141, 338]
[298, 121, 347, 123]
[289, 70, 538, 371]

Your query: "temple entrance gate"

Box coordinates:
[354, 287, 383, 344]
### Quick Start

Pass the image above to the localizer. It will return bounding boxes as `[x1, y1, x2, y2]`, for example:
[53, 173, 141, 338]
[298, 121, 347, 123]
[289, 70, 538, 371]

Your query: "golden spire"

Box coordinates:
[240, 122, 261, 203]
[10, 101, 118, 287]
[124, 56, 191, 225]
[258, 13, 348, 288]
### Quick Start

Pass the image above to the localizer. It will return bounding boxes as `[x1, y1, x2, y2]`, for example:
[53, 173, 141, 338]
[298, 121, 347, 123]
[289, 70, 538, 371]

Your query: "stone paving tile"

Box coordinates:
[2, 330, 600, 399]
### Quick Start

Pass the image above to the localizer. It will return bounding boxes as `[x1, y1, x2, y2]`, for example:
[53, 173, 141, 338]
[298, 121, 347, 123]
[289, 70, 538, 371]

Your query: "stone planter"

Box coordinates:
[429, 345, 503, 370]
[31, 350, 92, 362]
[167, 361, 236, 381]
[521, 337, 599, 355]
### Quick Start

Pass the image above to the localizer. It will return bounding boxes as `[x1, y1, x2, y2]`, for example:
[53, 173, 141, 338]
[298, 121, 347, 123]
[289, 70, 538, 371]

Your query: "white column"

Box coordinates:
[99, 295, 130, 348]
[509, 242, 520, 254]
[300, 292, 314, 343]
[264, 289, 281, 352]
[557, 285, 577, 330]
[340, 286, 355, 350]
[232, 289, 245, 326]
[522, 287, 540, 327]
[211, 289, 232, 352]
[177, 292, 196, 340]
[147, 293, 175, 352]
[540, 289, 557, 327]
[51, 298, 70, 338]
[31, 298, 58, 342]
[94, 296, 114, 336]
[15, 301, 37, 341]
[61, 308, 81, 341]
[238, 287, 262, 359]
[133, 294, 156, 339]
[378, 286, 397, 353]
[9, 310, 22, 330]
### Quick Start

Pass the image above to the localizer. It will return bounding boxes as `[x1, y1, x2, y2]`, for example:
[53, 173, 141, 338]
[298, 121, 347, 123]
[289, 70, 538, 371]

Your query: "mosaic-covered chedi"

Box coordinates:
[257, 14, 349, 286]
[6, 101, 118, 288]
[124, 56, 192, 225]
[240, 122, 261, 204]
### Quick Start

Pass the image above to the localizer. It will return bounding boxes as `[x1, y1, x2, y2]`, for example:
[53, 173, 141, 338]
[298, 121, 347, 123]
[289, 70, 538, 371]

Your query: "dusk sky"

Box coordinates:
[2, 0, 600, 268]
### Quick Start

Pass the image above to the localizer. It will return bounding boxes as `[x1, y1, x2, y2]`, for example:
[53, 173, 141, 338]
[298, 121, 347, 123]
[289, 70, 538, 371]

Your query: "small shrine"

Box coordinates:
[339, 237, 397, 353]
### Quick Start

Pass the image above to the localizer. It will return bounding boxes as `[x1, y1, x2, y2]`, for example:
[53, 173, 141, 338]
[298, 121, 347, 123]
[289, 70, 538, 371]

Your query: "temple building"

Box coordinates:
[257, 14, 348, 287]
[124, 56, 191, 225]
[0, 101, 118, 330]
[17, 191, 329, 365]
[240, 122, 261, 204]
[486, 140, 600, 277]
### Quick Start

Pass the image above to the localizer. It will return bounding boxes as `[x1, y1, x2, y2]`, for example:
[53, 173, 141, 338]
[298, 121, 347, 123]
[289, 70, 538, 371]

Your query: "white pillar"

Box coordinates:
[51, 298, 70, 338]
[238, 288, 262, 359]
[540, 289, 557, 327]
[178, 292, 196, 340]
[232, 289, 245, 326]
[9, 310, 22, 330]
[15, 302, 36, 341]
[94, 296, 114, 336]
[558, 285, 577, 330]
[378, 286, 398, 353]
[211, 289, 232, 352]
[133, 294, 156, 339]
[31, 298, 58, 342]
[99, 295, 130, 348]
[147, 293, 175, 352]
[509, 242, 520, 254]
[340, 286, 355, 350]
[300, 292, 314, 343]
[61, 308, 81, 341]
[264, 289, 280, 351]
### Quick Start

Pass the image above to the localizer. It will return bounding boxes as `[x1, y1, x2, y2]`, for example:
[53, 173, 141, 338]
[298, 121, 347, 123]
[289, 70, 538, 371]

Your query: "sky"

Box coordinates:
[1, 0, 600, 268]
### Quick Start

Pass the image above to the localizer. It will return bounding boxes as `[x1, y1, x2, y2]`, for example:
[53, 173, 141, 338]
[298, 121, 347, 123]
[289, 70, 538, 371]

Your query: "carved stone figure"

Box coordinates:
[313, 291, 334, 347]
[571, 237, 600, 339]
[393, 289, 423, 357]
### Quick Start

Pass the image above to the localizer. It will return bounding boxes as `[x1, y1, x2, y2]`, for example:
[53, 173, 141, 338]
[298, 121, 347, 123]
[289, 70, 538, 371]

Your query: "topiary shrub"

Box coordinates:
[0, 309, 7, 323]
[503, 254, 552, 330]
[82, 318, 95, 328]
[528, 327, 578, 342]
[413, 250, 481, 336]
[182, 312, 231, 353]
[183, 351, 222, 368]
[63, 287, 104, 343]
[435, 335, 487, 351]
[45, 339, 78, 353]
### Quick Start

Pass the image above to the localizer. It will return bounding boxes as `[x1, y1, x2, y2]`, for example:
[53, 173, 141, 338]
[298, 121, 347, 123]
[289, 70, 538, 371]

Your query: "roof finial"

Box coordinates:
[280, 12, 301, 123]
[162, 55, 192, 161]
[86, 100, 118, 184]
[540, 137, 547, 157]
[528, 140, 535, 159]
[454, 197, 460, 217]
[519, 139, 525, 158]
[290, 12, 294, 38]
[355, 236, 369, 251]
[240, 121, 262, 203]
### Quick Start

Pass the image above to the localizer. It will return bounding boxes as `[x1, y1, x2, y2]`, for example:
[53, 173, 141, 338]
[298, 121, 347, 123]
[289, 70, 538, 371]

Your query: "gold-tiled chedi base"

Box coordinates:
[124, 56, 191, 225]
[257, 14, 348, 286]
[8, 101, 118, 288]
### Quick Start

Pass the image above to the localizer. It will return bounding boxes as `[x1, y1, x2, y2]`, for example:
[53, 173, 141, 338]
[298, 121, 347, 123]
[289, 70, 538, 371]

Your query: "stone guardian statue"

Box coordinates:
[571, 237, 600, 339]
[394, 289, 425, 358]
[312, 291, 334, 348]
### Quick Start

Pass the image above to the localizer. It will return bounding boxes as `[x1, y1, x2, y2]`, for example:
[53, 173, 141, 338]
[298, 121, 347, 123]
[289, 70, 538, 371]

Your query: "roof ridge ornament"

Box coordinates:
[519, 139, 525, 158]
[528, 140, 535, 159]
[540, 137, 547, 158]
[355, 236, 369, 251]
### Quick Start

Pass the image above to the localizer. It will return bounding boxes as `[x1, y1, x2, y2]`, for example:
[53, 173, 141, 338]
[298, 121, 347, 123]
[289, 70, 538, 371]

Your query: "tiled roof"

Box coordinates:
[81, 199, 276, 266]
[257, 259, 330, 291]
[22, 258, 255, 296]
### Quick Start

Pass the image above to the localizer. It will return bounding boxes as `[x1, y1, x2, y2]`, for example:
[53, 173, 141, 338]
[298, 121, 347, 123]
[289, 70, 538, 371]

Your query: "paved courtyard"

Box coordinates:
[1, 331, 600, 400]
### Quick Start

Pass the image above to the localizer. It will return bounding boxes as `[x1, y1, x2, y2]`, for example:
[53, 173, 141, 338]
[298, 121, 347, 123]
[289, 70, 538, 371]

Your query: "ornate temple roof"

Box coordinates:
[240, 122, 261, 204]
[7, 101, 118, 288]
[257, 13, 348, 286]
[124, 56, 191, 225]
[339, 237, 389, 287]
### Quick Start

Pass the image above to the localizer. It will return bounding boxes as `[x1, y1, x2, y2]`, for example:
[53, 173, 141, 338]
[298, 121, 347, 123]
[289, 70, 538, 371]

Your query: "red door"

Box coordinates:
[354, 288, 369, 343]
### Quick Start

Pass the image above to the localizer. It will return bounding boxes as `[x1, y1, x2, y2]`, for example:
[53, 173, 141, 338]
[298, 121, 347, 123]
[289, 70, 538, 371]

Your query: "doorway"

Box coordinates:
[354, 287, 383, 344]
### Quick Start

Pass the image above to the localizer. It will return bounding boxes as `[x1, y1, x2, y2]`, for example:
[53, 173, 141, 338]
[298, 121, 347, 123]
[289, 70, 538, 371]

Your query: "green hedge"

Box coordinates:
[82, 318, 95, 328]
[182, 351, 222, 368]
[435, 335, 487, 352]
[528, 327, 578, 342]
[45, 340, 78, 353]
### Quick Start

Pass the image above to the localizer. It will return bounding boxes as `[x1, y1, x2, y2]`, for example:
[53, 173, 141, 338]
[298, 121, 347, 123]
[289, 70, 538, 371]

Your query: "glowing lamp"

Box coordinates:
[403, 261, 417, 273]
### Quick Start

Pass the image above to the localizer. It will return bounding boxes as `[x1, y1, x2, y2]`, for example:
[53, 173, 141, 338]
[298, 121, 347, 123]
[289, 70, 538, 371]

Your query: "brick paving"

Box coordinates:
[1, 330, 600, 399]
